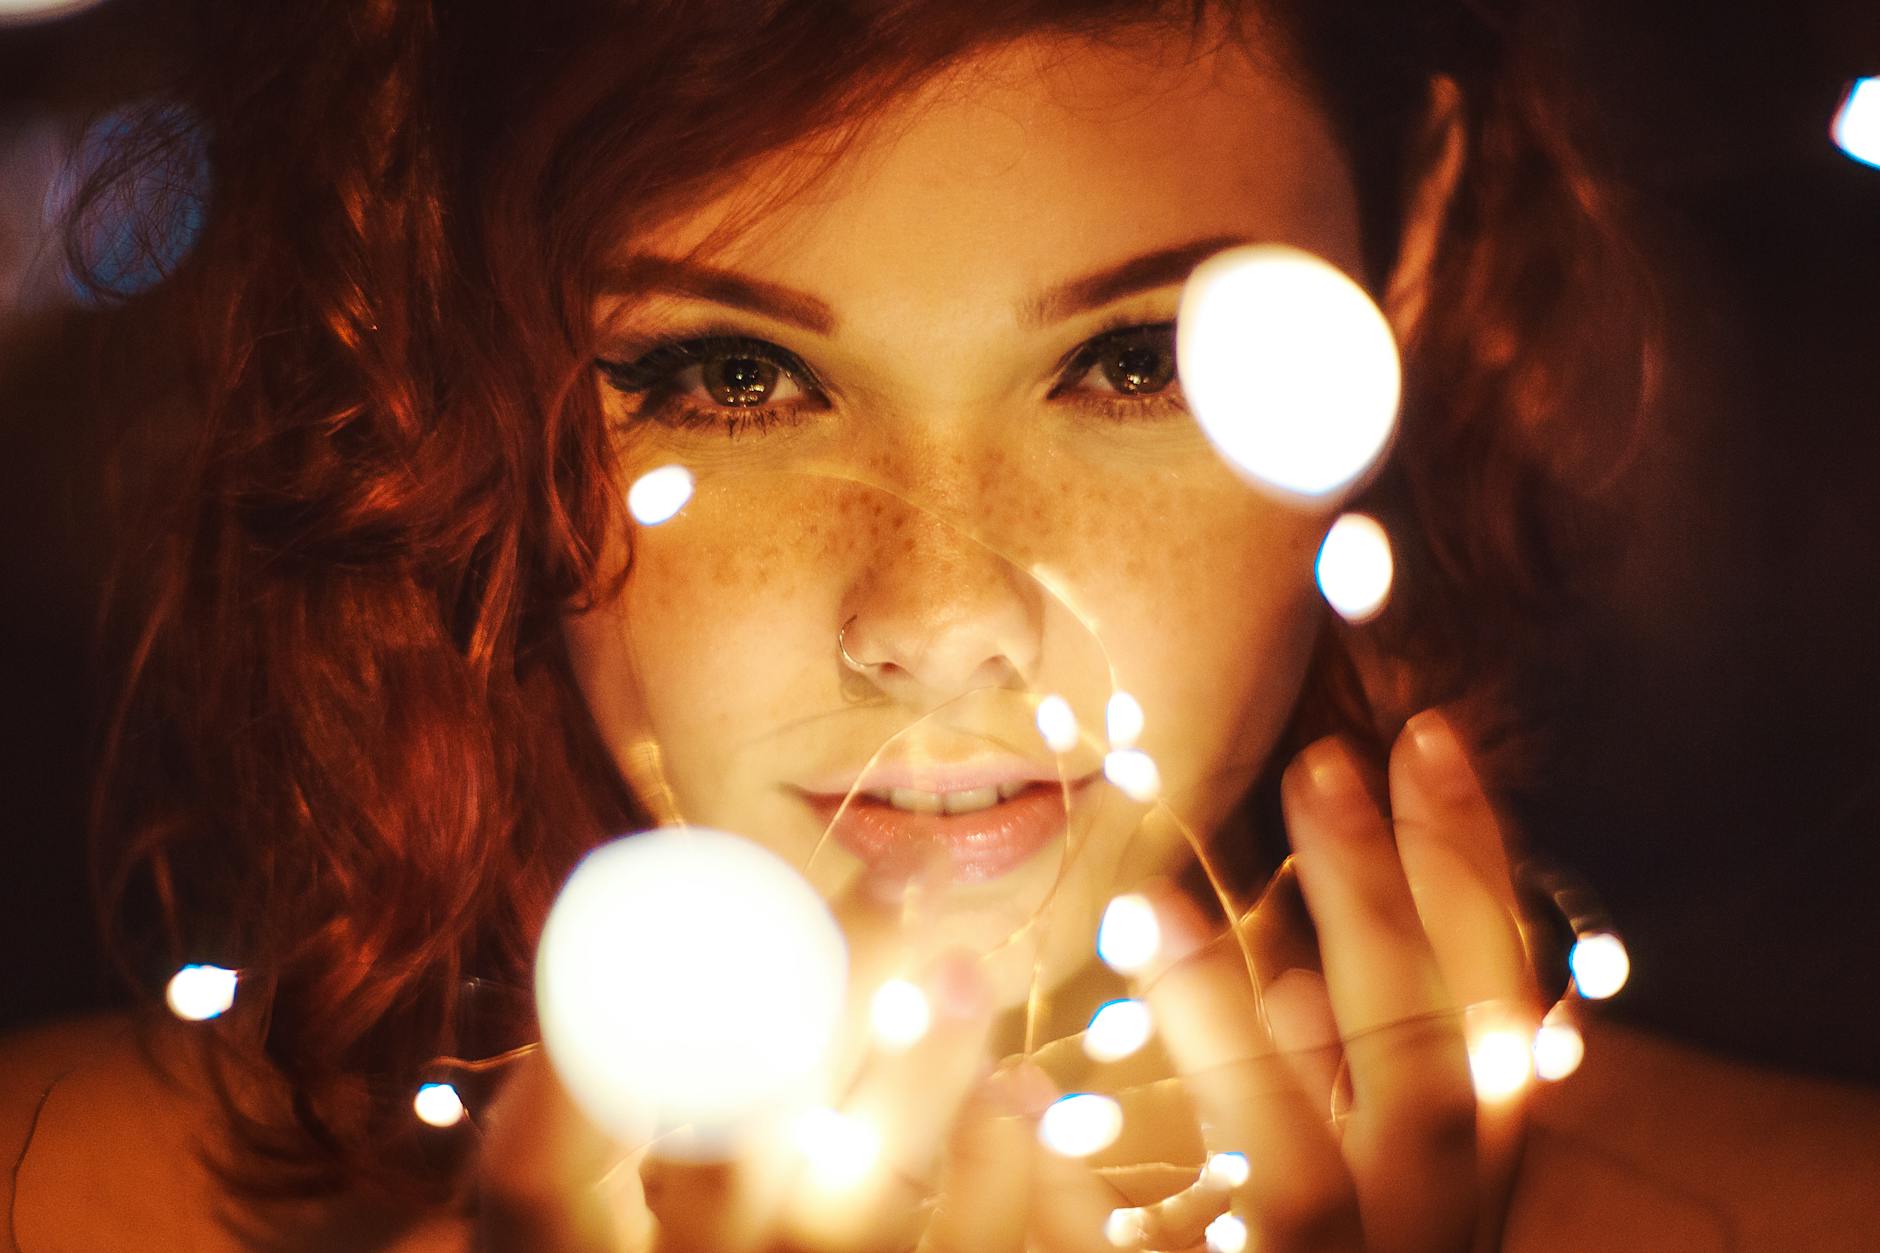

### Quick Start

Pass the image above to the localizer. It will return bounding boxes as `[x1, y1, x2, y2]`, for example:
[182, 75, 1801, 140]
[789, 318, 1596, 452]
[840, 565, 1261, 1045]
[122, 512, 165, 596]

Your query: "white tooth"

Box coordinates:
[889, 787, 944, 814]
[997, 780, 1031, 801]
[941, 786, 1000, 815]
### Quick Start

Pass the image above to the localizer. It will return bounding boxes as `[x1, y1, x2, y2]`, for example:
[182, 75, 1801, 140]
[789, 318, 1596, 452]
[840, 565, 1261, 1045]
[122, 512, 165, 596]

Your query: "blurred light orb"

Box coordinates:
[1105, 1207, 1148, 1247]
[1316, 513, 1394, 624]
[165, 963, 237, 1021]
[1205, 1212, 1250, 1253]
[1097, 893, 1162, 975]
[1568, 931, 1630, 1000]
[1036, 693, 1081, 754]
[1204, 1150, 1251, 1189]
[1105, 690, 1144, 750]
[0, 0, 108, 29]
[1832, 77, 1880, 169]
[869, 977, 931, 1052]
[792, 1107, 881, 1192]
[1103, 748, 1162, 803]
[1468, 1026, 1534, 1102]
[412, 1082, 466, 1129]
[1176, 244, 1401, 499]
[52, 100, 210, 305]
[1083, 997, 1154, 1063]
[536, 827, 847, 1156]
[1038, 1092, 1124, 1158]
[627, 465, 695, 526]
[1533, 1019, 1586, 1082]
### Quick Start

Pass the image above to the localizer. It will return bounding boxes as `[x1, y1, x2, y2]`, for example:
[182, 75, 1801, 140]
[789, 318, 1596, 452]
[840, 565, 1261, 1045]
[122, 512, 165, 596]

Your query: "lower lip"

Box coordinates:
[801, 783, 1082, 884]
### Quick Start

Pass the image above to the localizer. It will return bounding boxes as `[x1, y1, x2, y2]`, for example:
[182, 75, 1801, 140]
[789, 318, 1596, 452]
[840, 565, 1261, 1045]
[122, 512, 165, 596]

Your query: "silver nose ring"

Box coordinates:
[837, 615, 874, 673]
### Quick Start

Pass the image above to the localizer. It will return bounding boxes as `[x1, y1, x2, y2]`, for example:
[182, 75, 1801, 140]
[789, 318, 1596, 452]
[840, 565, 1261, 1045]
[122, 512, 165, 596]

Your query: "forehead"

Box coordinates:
[629, 28, 1363, 324]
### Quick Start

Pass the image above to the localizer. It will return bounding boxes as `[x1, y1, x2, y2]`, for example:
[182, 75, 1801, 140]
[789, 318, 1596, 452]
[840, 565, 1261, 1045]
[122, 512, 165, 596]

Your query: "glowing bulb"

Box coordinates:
[1103, 749, 1161, 803]
[1533, 1019, 1586, 1082]
[1205, 1212, 1249, 1253]
[1105, 1207, 1148, 1247]
[1084, 998, 1154, 1063]
[1204, 1150, 1251, 1189]
[870, 978, 931, 1052]
[1038, 1092, 1124, 1158]
[165, 964, 237, 1021]
[1833, 77, 1880, 169]
[536, 827, 847, 1156]
[0, 0, 108, 27]
[1177, 244, 1401, 499]
[1468, 1026, 1534, 1102]
[413, 1082, 466, 1128]
[627, 465, 694, 526]
[792, 1107, 881, 1192]
[1105, 690, 1144, 749]
[1568, 931, 1630, 1000]
[1036, 693, 1080, 754]
[1097, 894, 1161, 975]
[1316, 513, 1394, 623]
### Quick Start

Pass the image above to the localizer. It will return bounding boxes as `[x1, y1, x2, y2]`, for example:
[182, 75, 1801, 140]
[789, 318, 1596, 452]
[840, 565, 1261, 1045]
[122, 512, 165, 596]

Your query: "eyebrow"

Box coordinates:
[600, 233, 1249, 336]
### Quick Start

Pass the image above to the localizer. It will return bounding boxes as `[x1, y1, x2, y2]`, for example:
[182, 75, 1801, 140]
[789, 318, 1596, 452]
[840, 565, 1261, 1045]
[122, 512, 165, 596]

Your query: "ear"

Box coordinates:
[1381, 76, 1467, 352]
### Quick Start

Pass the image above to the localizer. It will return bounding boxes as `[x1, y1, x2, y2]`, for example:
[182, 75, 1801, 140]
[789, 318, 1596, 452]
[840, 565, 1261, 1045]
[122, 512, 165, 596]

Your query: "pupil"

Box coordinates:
[1106, 344, 1172, 394]
[705, 355, 778, 406]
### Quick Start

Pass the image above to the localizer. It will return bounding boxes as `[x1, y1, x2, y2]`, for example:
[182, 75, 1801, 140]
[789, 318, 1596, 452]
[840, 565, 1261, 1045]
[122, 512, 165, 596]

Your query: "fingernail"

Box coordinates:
[930, 949, 990, 1021]
[1405, 709, 1473, 798]
[985, 1059, 1058, 1118]
[1286, 737, 1361, 809]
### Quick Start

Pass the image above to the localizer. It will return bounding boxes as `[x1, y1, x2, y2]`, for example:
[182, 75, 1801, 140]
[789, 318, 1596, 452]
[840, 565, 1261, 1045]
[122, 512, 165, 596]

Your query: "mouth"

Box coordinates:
[794, 770, 1097, 884]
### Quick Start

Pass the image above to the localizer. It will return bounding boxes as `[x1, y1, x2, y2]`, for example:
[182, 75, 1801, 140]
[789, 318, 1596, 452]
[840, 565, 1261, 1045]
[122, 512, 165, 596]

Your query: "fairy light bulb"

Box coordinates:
[1533, 1016, 1586, 1082]
[1105, 690, 1144, 749]
[1568, 931, 1630, 1000]
[792, 1107, 881, 1192]
[1316, 513, 1394, 623]
[1097, 893, 1161, 974]
[869, 978, 931, 1052]
[627, 465, 694, 526]
[1038, 1092, 1124, 1157]
[413, 1082, 466, 1128]
[1205, 1212, 1250, 1253]
[1083, 998, 1154, 1063]
[1832, 77, 1880, 169]
[1468, 1025, 1534, 1102]
[1103, 749, 1161, 802]
[536, 827, 847, 1157]
[1036, 693, 1080, 754]
[1176, 244, 1401, 499]
[1106, 1207, 1148, 1247]
[165, 964, 237, 1021]
[1204, 1151, 1251, 1189]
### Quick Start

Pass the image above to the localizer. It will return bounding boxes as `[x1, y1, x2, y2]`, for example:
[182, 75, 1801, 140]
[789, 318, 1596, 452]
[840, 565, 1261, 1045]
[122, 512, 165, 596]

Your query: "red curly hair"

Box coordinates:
[79, 0, 1656, 1200]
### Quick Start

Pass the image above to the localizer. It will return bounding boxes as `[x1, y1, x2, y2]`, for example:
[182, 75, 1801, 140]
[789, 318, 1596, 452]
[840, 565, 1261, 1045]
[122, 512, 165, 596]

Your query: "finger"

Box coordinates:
[825, 843, 955, 1079]
[1284, 738, 1476, 1251]
[1135, 889, 1362, 1249]
[1028, 1139, 1127, 1253]
[917, 1061, 1056, 1253]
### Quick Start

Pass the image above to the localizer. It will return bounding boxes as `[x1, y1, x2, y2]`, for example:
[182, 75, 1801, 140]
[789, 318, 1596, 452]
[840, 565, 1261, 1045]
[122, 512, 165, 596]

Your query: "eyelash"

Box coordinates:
[594, 318, 1184, 436]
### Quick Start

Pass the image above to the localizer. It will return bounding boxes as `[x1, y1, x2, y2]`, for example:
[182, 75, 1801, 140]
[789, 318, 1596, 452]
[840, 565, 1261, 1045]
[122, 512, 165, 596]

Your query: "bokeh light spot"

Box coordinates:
[1205, 1212, 1250, 1253]
[1105, 690, 1144, 749]
[412, 1082, 466, 1128]
[165, 963, 236, 1021]
[627, 465, 695, 526]
[1316, 513, 1394, 623]
[1035, 693, 1080, 754]
[1103, 748, 1161, 803]
[1176, 244, 1401, 499]
[1204, 1150, 1251, 1189]
[1568, 931, 1630, 1000]
[1083, 997, 1153, 1063]
[1832, 77, 1880, 169]
[1533, 1018, 1586, 1082]
[52, 100, 210, 305]
[1097, 894, 1161, 975]
[1038, 1092, 1123, 1157]
[869, 977, 931, 1052]
[1105, 1207, 1148, 1247]
[792, 1107, 881, 1192]
[1468, 1026, 1534, 1102]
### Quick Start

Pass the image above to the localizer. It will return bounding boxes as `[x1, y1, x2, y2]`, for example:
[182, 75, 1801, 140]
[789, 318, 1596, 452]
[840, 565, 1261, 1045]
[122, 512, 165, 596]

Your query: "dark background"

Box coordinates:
[1, 0, 1877, 1084]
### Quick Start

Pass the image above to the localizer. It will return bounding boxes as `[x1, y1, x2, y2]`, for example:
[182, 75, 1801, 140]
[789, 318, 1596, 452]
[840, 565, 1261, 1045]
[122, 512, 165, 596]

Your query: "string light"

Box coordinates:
[413, 1082, 466, 1129]
[627, 465, 695, 526]
[1533, 1014, 1586, 1082]
[1204, 1212, 1249, 1253]
[165, 963, 237, 1021]
[1083, 997, 1154, 1063]
[1105, 690, 1145, 749]
[1468, 1025, 1534, 1103]
[1105, 1207, 1148, 1247]
[1203, 1151, 1251, 1189]
[1035, 693, 1081, 754]
[792, 1107, 881, 1192]
[1568, 931, 1630, 1000]
[1097, 893, 1161, 975]
[1038, 1092, 1124, 1157]
[869, 977, 931, 1052]
[1176, 244, 1401, 499]
[1832, 77, 1880, 169]
[1103, 748, 1162, 803]
[1315, 513, 1394, 623]
[536, 827, 847, 1155]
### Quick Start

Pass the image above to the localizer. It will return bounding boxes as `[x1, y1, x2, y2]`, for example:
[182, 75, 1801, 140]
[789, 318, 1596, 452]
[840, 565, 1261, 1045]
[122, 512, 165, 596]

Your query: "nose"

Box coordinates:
[838, 501, 1042, 701]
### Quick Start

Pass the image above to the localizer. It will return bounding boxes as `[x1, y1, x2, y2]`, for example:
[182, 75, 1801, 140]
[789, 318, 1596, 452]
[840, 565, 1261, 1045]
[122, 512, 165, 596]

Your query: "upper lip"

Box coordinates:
[793, 757, 1096, 797]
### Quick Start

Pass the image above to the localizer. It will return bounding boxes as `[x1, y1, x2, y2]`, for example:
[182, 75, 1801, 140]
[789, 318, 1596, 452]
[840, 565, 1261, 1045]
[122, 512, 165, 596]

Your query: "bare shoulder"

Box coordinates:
[0, 1013, 467, 1253]
[1505, 1019, 1880, 1252]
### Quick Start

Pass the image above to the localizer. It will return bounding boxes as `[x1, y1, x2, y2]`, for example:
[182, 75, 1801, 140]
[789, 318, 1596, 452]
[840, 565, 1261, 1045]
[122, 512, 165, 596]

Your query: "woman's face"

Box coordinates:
[563, 27, 1369, 1003]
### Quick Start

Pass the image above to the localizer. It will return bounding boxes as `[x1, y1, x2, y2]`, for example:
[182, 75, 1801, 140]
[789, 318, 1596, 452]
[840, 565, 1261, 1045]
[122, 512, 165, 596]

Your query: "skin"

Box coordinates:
[562, 26, 1370, 1014]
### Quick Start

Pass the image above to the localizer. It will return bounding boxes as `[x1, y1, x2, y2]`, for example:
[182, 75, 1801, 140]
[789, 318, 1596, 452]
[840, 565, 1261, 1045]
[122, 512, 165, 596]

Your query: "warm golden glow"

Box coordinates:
[1097, 893, 1162, 974]
[1533, 1018, 1586, 1082]
[1038, 1092, 1124, 1157]
[627, 464, 695, 526]
[164, 964, 237, 1021]
[1569, 931, 1630, 1000]
[792, 1107, 882, 1192]
[1083, 997, 1154, 1063]
[1035, 692, 1082, 755]
[1469, 1025, 1534, 1103]
[1105, 1207, 1149, 1247]
[1103, 748, 1162, 803]
[869, 977, 931, 1052]
[1176, 244, 1401, 498]
[1205, 1212, 1249, 1253]
[412, 1082, 466, 1129]
[1204, 1150, 1251, 1189]
[1105, 690, 1145, 749]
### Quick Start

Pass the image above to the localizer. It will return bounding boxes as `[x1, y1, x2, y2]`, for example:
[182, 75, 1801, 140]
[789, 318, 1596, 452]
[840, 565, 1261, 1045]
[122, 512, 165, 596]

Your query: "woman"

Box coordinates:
[18, 1, 1872, 1250]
